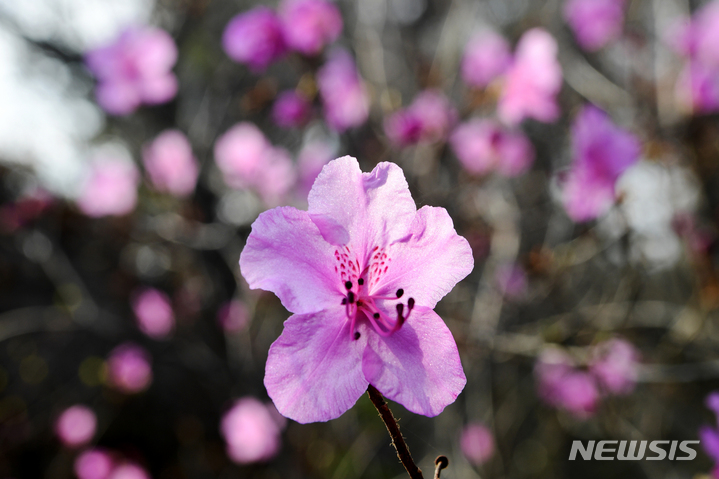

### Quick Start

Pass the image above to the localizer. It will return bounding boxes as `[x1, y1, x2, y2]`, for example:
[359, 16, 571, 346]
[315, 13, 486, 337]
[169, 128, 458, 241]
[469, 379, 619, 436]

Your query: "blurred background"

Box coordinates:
[1, 0, 719, 477]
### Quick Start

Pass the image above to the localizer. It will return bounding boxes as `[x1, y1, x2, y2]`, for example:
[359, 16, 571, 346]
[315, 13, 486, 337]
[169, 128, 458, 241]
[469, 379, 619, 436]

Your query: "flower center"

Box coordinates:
[333, 245, 415, 341]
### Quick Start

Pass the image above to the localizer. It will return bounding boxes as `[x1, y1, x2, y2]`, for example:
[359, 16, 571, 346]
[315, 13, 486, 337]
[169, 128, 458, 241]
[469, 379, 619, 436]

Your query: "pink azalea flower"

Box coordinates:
[675, 61, 719, 114]
[317, 49, 370, 132]
[239, 156, 473, 423]
[55, 405, 97, 448]
[668, 1, 719, 67]
[214, 122, 297, 204]
[85, 26, 178, 116]
[460, 423, 495, 466]
[221, 397, 286, 464]
[498, 29, 562, 125]
[132, 288, 175, 339]
[562, 105, 641, 221]
[107, 463, 150, 479]
[75, 449, 114, 479]
[76, 158, 139, 218]
[106, 343, 153, 394]
[588, 338, 639, 395]
[222, 7, 287, 72]
[449, 119, 534, 177]
[272, 91, 312, 128]
[279, 0, 343, 56]
[535, 349, 598, 418]
[217, 299, 250, 333]
[384, 90, 457, 147]
[563, 0, 627, 51]
[296, 140, 335, 200]
[461, 31, 512, 88]
[142, 130, 199, 197]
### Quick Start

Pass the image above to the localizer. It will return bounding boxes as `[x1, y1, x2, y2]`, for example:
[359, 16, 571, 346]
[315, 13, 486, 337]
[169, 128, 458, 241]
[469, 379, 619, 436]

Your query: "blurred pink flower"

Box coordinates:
[222, 7, 287, 72]
[296, 140, 335, 200]
[76, 158, 139, 218]
[85, 26, 178, 116]
[279, 0, 343, 56]
[384, 90, 457, 146]
[460, 423, 495, 466]
[535, 349, 598, 418]
[495, 263, 528, 299]
[217, 299, 250, 333]
[461, 31, 512, 88]
[55, 405, 97, 448]
[675, 62, 719, 114]
[221, 397, 286, 464]
[317, 49, 370, 131]
[272, 91, 312, 128]
[239, 157, 472, 423]
[498, 29, 562, 125]
[107, 343, 153, 394]
[132, 288, 175, 339]
[589, 338, 639, 395]
[563, 0, 626, 51]
[142, 130, 198, 197]
[668, 1, 719, 67]
[562, 105, 641, 221]
[107, 463, 150, 479]
[74, 449, 114, 479]
[214, 122, 297, 204]
[449, 119, 534, 177]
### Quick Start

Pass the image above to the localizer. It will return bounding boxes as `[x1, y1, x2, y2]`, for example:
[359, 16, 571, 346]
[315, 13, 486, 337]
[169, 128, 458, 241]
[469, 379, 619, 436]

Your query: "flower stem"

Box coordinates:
[366, 384, 424, 479]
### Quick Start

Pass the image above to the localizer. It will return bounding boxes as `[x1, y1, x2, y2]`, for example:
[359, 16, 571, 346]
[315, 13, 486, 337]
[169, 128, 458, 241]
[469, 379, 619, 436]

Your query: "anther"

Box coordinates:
[341, 298, 347, 305]
[396, 303, 404, 318]
[348, 292, 355, 304]
[396, 289, 404, 298]
[373, 312, 380, 319]
[354, 332, 361, 340]
[345, 281, 353, 290]
[407, 297, 415, 309]
[358, 278, 364, 285]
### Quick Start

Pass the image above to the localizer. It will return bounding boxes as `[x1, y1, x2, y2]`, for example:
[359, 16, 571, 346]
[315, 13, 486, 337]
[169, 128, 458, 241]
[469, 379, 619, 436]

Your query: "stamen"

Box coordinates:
[373, 312, 380, 319]
[358, 278, 364, 285]
[407, 297, 415, 309]
[345, 281, 353, 290]
[348, 292, 355, 304]
[396, 303, 404, 317]
[341, 298, 347, 305]
[396, 289, 404, 298]
[354, 332, 361, 340]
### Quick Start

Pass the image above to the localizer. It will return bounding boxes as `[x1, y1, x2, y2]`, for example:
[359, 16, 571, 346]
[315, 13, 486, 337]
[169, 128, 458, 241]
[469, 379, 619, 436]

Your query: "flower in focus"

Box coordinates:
[75, 449, 114, 479]
[132, 288, 175, 339]
[217, 299, 250, 333]
[76, 158, 139, 218]
[460, 423, 495, 466]
[461, 31, 512, 88]
[240, 156, 473, 423]
[317, 49, 370, 132]
[498, 28, 562, 125]
[54, 405, 97, 448]
[222, 7, 287, 72]
[535, 349, 599, 418]
[106, 343, 153, 394]
[589, 338, 639, 395]
[561, 105, 641, 222]
[272, 91, 312, 128]
[142, 130, 199, 197]
[221, 397, 286, 464]
[563, 0, 627, 51]
[279, 0, 343, 56]
[214, 122, 296, 204]
[384, 90, 457, 147]
[449, 119, 534, 177]
[85, 26, 178, 115]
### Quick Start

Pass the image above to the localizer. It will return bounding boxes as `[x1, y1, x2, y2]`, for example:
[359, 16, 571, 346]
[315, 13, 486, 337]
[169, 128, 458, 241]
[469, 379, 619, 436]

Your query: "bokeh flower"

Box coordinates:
[272, 91, 312, 128]
[384, 90, 457, 146]
[217, 299, 250, 333]
[132, 288, 175, 339]
[54, 405, 97, 448]
[460, 423, 495, 466]
[107, 463, 150, 479]
[76, 158, 139, 218]
[563, 0, 627, 51]
[296, 140, 336, 200]
[107, 343, 153, 394]
[222, 7, 287, 71]
[317, 49, 370, 132]
[589, 338, 639, 395]
[74, 449, 114, 479]
[700, 392, 719, 468]
[240, 156, 473, 423]
[461, 31, 512, 88]
[85, 26, 178, 115]
[535, 349, 599, 418]
[495, 263, 528, 299]
[221, 397, 286, 464]
[142, 130, 199, 197]
[279, 0, 343, 56]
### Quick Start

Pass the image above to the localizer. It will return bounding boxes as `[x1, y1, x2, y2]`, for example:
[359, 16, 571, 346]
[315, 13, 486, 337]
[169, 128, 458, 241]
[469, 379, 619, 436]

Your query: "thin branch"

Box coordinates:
[366, 385, 424, 479]
[434, 456, 448, 479]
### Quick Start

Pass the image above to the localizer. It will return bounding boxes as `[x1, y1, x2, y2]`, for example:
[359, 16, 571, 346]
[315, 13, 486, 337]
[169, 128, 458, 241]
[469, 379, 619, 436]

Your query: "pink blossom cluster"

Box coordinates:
[460, 423, 495, 466]
[85, 27, 178, 116]
[561, 105, 641, 222]
[384, 90, 457, 146]
[106, 343, 153, 394]
[74, 448, 151, 479]
[563, 0, 628, 51]
[76, 158, 139, 218]
[222, 0, 342, 71]
[667, 0, 719, 114]
[142, 130, 199, 197]
[535, 339, 640, 418]
[220, 397, 286, 464]
[132, 288, 176, 339]
[317, 49, 370, 132]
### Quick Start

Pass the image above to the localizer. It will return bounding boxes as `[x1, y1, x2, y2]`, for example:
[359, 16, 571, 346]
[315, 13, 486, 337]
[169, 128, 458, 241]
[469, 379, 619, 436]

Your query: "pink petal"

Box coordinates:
[362, 307, 466, 416]
[307, 156, 416, 254]
[371, 206, 473, 310]
[239, 207, 342, 314]
[95, 81, 141, 116]
[264, 309, 369, 423]
[139, 73, 178, 104]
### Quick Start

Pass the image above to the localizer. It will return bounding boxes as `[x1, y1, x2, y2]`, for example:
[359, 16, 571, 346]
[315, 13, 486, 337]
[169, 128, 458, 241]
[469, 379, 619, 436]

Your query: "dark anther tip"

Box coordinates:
[348, 292, 355, 304]
[396, 288, 404, 298]
[396, 303, 404, 316]
[373, 312, 380, 319]
[358, 278, 364, 285]
[356, 300, 363, 307]
[345, 281, 353, 290]
[341, 298, 347, 305]
[354, 332, 361, 340]
[407, 297, 415, 309]
[435, 455, 449, 470]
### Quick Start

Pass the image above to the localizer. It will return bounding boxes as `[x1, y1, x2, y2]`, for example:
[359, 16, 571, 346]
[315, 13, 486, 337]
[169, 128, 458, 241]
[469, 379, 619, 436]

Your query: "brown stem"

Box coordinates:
[366, 385, 424, 479]
[434, 455, 448, 479]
